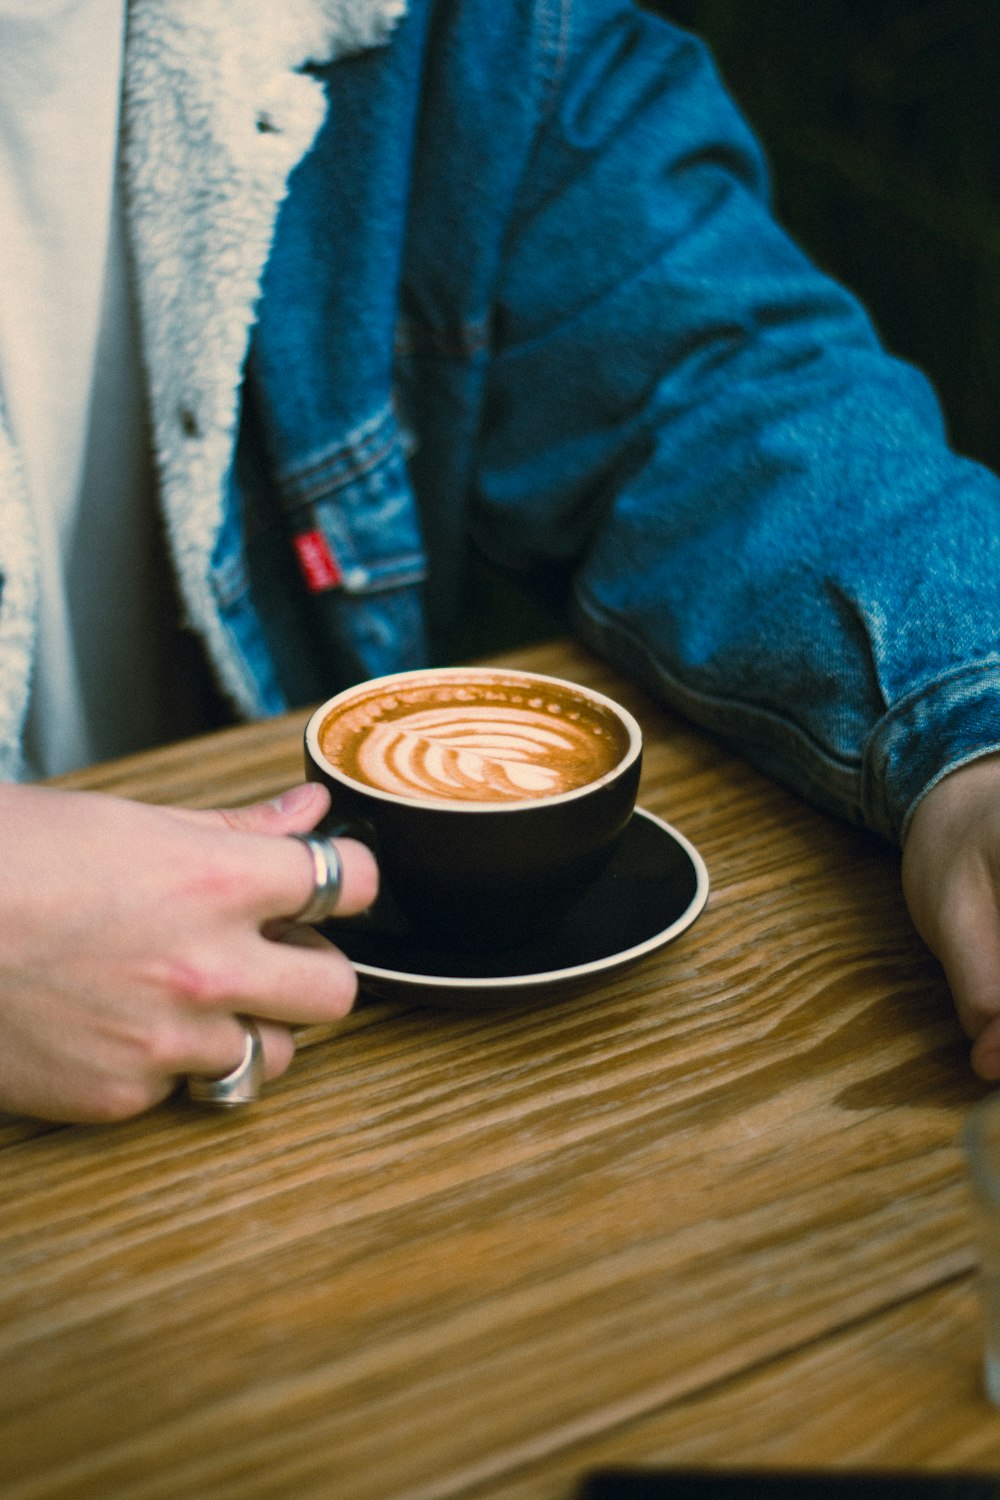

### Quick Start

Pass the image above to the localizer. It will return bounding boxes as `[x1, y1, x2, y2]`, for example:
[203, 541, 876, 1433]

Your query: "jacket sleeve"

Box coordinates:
[471, 0, 1000, 845]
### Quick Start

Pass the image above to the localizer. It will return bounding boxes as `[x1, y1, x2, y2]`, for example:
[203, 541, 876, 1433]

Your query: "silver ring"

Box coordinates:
[291, 831, 344, 924]
[187, 1019, 265, 1109]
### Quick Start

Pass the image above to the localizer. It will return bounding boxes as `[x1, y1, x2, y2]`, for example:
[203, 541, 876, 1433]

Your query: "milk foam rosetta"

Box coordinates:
[319, 673, 630, 803]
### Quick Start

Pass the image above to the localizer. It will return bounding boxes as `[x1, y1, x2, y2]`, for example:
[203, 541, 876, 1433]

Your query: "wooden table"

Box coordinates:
[3, 638, 999, 1499]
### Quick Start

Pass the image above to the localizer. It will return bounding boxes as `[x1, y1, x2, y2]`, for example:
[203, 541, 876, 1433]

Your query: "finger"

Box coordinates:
[168, 783, 331, 838]
[928, 932, 1000, 1088]
[165, 816, 379, 928]
[216, 783, 331, 837]
[225, 932, 361, 1026]
[172, 1014, 296, 1087]
[291, 835, 379, 920]
[264, 922, 342, 948]
[917, 859, 1000, 1044]
[971, 1015, 1000, 1081]
[253, 1019, 296, 1082]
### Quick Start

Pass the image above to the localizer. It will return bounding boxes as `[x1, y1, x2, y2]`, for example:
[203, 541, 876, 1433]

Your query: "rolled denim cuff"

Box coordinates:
[865, 661, 1000, 844]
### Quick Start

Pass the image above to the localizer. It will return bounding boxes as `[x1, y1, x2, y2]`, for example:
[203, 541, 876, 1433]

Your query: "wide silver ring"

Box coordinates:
[291, 831, 344, 925]
[187, 1019, 265, 1109]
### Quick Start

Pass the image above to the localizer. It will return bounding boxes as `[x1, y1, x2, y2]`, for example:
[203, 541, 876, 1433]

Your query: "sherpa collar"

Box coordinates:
[122, 0, 407, 716]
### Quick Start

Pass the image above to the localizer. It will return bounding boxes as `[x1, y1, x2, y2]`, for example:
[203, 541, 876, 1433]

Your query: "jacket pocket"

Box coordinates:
[243, 402, 431, 704]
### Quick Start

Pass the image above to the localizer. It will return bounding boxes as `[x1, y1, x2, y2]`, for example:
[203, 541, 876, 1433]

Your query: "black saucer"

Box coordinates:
[321, 808, 709, 1008]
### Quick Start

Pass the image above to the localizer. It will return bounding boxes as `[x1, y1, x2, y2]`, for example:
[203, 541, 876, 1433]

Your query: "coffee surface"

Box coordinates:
[319, 672, 630, 803]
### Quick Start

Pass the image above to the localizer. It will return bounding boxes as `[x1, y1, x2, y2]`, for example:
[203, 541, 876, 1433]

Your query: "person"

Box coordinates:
[1, 0, 999, 1123]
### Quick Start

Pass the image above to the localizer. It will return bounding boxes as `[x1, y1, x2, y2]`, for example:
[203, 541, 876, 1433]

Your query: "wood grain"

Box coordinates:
[473, 1278, 1000, 1498]
[0, 641, 991, 1500]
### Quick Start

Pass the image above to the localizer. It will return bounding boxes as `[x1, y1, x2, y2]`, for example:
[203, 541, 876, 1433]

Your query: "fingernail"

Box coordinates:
[272, 783, 317, 815]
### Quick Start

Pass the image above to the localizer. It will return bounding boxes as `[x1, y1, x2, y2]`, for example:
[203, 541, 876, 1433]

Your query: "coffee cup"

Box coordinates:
[303, 666, 642, 949]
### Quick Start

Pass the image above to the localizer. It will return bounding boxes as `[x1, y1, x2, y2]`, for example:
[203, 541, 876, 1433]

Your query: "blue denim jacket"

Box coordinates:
[218, 0, 1000, 846]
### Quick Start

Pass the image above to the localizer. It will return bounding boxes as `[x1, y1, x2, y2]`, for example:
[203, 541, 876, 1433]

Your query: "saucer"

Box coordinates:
[321, 807, 709, 1008]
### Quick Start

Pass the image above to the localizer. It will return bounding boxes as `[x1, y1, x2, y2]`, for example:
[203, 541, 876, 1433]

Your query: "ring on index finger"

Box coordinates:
[290, 832, 344, 925]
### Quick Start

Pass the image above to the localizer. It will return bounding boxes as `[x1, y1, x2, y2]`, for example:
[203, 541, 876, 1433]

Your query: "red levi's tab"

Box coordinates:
[293, 529, 343, 593]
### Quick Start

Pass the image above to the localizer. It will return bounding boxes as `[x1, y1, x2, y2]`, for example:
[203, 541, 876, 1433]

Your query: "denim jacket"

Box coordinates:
[3, 0, 999, 844]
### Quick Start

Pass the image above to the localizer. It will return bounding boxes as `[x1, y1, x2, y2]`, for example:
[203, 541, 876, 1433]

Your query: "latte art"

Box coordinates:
[359, 707, 606, 800]
[319, 672, 631, 804]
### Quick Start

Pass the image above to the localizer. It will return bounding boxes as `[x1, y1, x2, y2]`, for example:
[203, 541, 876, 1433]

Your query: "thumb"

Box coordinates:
[208, 782, 332, 837]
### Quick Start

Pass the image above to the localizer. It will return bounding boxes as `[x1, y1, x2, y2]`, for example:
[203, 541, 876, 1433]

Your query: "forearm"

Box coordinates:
[571, 387, 1000, 846]
[473, 0, 1000, 843]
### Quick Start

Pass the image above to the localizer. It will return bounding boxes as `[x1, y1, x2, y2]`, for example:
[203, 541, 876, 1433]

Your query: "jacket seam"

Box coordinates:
[278, 403, 398, 503]
[394, 312, 491, 361]
[573, 589, 867, 811]
[534, 0, 572, 123]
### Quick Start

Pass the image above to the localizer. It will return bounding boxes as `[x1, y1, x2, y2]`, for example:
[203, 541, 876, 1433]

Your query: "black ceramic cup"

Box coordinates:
[304, 666, 642, 950]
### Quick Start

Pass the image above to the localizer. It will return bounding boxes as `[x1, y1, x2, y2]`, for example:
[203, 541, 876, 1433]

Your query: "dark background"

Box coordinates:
[654, 0, 1000, 473]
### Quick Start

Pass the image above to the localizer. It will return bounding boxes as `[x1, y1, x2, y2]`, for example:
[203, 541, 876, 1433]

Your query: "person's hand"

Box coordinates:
[0, 780, 378, 1123]
[901, 752, 1000, 1078]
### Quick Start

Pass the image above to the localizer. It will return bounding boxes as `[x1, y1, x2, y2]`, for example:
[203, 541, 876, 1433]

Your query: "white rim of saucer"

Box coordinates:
[305, 666, 643, 813]
[349, 808, 709, 991]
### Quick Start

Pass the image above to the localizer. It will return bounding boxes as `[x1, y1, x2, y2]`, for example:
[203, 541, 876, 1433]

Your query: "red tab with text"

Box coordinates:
[293, 530, 343, 593]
